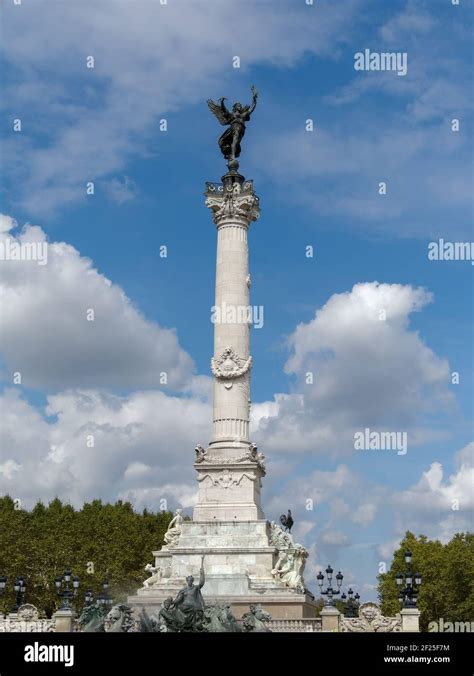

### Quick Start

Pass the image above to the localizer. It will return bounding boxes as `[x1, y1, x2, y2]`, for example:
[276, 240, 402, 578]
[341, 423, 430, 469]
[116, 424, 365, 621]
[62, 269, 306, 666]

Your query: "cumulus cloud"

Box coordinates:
[1, 0, 362, 215]
[0, 387, 211, 509]
[253, 282, 453, 456]
[389, 442, 474, 541]
[0, 219, 194, 390]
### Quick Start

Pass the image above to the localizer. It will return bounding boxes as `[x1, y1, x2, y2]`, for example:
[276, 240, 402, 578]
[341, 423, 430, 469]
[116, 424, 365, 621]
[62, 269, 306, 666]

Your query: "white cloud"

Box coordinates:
[390, 442, 474, 541]
[0, 214, 17, 233]
[0, 459, 21, 481]
[0, 219, 194, 390]
[254, 282, 453, 456]
[1, 0, 362, 215]
[0, 387, 211, 509]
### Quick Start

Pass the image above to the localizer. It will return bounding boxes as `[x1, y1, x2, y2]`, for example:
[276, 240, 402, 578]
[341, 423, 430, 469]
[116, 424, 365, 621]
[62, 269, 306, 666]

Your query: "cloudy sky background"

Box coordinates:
[1, 0, 472, 599]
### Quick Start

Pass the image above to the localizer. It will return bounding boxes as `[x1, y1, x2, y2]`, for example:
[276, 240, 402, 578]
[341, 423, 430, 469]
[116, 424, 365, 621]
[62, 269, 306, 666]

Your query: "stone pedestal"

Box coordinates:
[127, 519, 319, 620]
[321, 606, 341, 632]
[53, 609, 76, 632]
[400, 608, 420, 632]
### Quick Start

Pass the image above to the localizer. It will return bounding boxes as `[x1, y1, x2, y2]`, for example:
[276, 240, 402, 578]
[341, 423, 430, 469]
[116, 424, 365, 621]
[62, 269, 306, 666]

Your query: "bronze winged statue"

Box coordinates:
[207, 86, 258, 167]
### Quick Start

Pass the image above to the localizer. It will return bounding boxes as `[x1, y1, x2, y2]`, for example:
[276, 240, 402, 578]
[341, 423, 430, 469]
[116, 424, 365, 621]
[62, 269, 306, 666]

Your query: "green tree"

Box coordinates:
[378, 531, 474, 631]
[0, 496, 172, 615]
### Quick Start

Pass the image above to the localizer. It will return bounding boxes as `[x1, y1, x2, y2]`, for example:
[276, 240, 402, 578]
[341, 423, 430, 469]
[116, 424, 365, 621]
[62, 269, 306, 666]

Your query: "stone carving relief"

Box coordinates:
[340, 602, 402, 633]
[197, 469, 257, 489]
[269, 522, 308, 594]
[0, 605, 54, 633]
[104, 604, 137, 633]
[143, 563, 163, 588]
[17, 604, 39, 622]
[247, 443, 265, 470]
[269, 521, 293, 549]
[211, 346, 252, 380]
[194, 443, 265, 471]
[205, 187, 260, 225]
[194, 444, 208, 463]
[163, 508, 184, 548]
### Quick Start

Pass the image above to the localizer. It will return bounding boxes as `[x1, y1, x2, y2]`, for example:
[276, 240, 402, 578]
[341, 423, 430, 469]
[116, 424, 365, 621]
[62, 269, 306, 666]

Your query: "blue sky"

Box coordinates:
[0, 0, 472, 600]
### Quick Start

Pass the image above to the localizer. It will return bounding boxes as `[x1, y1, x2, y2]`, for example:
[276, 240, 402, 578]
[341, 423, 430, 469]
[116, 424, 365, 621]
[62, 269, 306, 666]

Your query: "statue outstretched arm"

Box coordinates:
[246, 85, 258, 116]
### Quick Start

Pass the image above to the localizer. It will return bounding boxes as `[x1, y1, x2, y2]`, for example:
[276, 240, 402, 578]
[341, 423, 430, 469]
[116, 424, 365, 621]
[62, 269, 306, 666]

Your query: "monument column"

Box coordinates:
[128, 88, 317, 620]
[209, 175, 259, 450]
[193, 171, 265, 522]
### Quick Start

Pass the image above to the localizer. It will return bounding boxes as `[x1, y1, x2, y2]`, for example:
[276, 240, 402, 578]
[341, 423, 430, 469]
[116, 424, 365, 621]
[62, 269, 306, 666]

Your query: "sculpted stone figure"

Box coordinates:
[241, 604, 272, 632]
[138, 607, 165, 633]
[104, 604, 136, 633]
[158, 557, 206, 632]
[204, 603, 240, 632]
[194, 444, 207, 463]
[163, 508, 183, 547]
[271, 546, 306, 593]
[143, 563, 162, 588]
[207, 86, 258, 166]
[77, 603, 105, 633]
[269, 521, 292, 549]
[269, 522, 308, 593]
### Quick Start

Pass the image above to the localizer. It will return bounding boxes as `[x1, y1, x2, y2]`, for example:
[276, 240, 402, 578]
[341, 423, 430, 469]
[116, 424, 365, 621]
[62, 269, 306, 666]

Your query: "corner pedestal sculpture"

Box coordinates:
[128, 89, 318, 619]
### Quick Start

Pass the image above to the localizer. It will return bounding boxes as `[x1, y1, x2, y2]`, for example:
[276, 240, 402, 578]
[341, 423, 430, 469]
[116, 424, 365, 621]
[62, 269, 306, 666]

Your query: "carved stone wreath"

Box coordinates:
[211, 346, 252, 380]
[17, 604, 39, 621]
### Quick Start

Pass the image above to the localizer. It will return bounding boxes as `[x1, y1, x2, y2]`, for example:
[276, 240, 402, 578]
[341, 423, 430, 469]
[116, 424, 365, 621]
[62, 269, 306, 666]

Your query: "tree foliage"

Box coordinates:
[0, 496, 172, 616]
[378, 531, 474, 631]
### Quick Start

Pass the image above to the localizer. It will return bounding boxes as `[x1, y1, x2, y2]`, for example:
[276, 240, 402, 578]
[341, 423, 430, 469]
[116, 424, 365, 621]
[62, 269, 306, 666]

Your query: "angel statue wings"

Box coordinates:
[207, 86, 258, 165]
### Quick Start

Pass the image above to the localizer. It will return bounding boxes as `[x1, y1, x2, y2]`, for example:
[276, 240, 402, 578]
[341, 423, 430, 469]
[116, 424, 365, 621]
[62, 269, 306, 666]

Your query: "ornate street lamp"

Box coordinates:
[97, 579, 113, 611]
[0, 575, 27, 611]
[343, 587, 361, 618]
[82, 578, 112, 613]
[13, 576, 27, 611]
[55, 569, 80, 610]
[317, 565, 343, 606]
[396, 550, 421, 608]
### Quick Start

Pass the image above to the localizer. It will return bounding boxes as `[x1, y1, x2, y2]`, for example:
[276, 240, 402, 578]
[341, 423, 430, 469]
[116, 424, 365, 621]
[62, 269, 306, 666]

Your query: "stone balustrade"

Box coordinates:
[266, 618, 322, 632]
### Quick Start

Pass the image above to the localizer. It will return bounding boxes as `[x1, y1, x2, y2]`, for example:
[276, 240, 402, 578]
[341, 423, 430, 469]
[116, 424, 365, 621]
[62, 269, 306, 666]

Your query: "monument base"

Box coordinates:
[127, 519, 317, 621]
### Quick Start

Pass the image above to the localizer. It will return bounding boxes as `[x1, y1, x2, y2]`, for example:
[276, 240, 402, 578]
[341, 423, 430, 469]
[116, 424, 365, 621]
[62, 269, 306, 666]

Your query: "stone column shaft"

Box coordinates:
[192, 177, 264, 522]
[207, 180, 259, 453]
